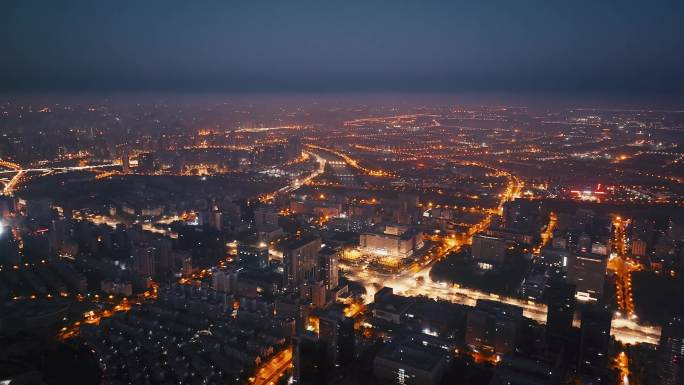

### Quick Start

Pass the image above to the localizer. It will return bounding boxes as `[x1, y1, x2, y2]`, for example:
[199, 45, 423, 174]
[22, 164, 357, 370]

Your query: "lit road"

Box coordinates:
[278, 150, 326, 195]
[305, 144, 393, 177]
[0, 163, 118, 175]
[610, 216, 640, 316]
[343, 255, 660, 345]
[1, 160, 118, 195]
[251, 347, 292, 385]
[2, 170, 26, 195]
[340, 171, 659, 345]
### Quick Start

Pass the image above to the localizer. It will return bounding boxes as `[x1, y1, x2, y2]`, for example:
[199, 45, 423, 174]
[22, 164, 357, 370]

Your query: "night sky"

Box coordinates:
[2, 0, 684, 95]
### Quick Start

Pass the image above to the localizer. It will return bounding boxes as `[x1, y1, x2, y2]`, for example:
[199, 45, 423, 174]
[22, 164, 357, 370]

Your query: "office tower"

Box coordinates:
[137, 152, 156, 174]
[0, 224, 21, 266]
[310, 280, 327, 308]
[317, 314, 355, 367]
[238, 243, 269, 270]
[283, 235, 321, 291]
[318, 246, 340, 290]
[122, 149, 130, 173]
[502, 198, 542, 233]
[578, 305, 612, 381]
[465, 300, 523, 355]
[133, 245, 156, 277]
[566, 253, 607, 302]
[254, 206, 279, 229]
[212, 269, 239, 294]
[287, 136, 303, 161]
[293, 334, 332, 385]
[374, 342, 448, 385]
[659, 316, 684, 385]
[471, 234, 507, 264]
[631, 239, 647, 257]
[545, 278, 576, 342]
[209, 203, 222, 231]
[359, 225, 423, 258]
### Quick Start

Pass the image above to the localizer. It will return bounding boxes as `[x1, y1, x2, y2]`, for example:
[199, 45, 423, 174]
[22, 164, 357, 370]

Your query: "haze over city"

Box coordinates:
[1, 2, 684, 385]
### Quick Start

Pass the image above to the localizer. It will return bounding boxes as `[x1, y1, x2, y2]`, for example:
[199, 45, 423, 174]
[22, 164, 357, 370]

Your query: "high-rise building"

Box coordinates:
[578, 305, 612, 382]
[631, 239, 647, 257]
[238, 243, 269, 270]
[359, 225, 423, 258]
[293, 333, 332, 385]
[373, 342, 448, 385]
[212, 268, 239, 294]
[465, 300, 523, 355]
[0, 224, 21, 266]
[318, 312, 355, 367]
[133, 245, 156, 278]
[310, 280, 327, 308]
[137, 152, 156, 174]
[545, 278, 576, 342]
[180, 253, 193, 276]
[287, 136, 303, 161]
[283, 235, 321, 291]
[502, 199, 542, 234]
[471, 234, 507, 264]
[659, 316, 684, 385]
[210, 203, 222, 231]
[566, 253, 607, 302]
[318, 246, 340, 291]
[122, 149, 130, 174]
[254, 206, 279, 229]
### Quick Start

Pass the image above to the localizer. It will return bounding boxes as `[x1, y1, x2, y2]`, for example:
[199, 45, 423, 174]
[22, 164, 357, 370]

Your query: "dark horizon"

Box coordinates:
[3, 91, 684, 112]
[2, 0, 684, 97]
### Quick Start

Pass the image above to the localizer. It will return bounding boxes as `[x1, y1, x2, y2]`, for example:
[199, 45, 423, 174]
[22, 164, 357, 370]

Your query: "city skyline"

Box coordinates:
[2, 2, 684, 385]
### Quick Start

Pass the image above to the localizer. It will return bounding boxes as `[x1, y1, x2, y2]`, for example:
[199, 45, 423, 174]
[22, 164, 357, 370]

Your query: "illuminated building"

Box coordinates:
[465, 300, 523, 356]
[310, 280, 326, 308]
[502, 198, 542, 234]
[318, 246, 340, 291]
[659, 316, 684, 385]
[286, 136, 303, 161]
[238, 243, 269, 270]
[590, 241, 609, 256]
[283, 235, 322, 291]
[0, 225, 21, 266]
[318, 311, 355, 367]
[253, 224, 282, 243]
[359, 225, 423, 258]
[373, 342, 448, 385]
[545, 278, 576, 342]
[519, 265, 548, 301]
[212, 268, 239, 293]
[631, 239, 647, 257]
[471, 234, 507, 264]
[121, 149, 130, 173]
[578, 306, 612, 382]
[254, 206, 279, 229]
[132, 245, 156, 278]
[293, 332, 332, 385]
[566, 253, 607, 302]
[137, 152, 156, 174]
[373, 287, 416, 324]
[490, 355, 560, 385]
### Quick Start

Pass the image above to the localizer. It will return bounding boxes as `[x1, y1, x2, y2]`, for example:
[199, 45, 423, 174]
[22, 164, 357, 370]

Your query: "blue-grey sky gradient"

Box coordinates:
[2, 0, 684, 95]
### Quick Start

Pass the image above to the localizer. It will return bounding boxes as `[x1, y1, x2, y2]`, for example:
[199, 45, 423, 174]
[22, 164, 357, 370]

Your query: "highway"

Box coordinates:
[277, 150, 326, 195]
[0, 160, 118, 195]
[337, 167, 660, 345]
[251, 347, 292, 385]
[0, 163, 117, 175]
[343, 258, 660, 345]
